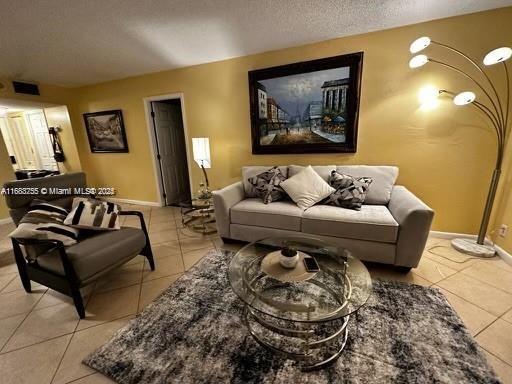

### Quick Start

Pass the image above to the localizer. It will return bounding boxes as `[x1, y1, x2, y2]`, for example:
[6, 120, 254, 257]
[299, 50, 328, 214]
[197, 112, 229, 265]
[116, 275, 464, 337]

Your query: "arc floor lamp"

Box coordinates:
[408, 37, 511, 257]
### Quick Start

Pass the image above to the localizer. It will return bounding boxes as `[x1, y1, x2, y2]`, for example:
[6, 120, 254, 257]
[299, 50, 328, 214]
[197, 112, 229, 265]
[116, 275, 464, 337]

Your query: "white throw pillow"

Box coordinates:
[281, 166, 335, 210]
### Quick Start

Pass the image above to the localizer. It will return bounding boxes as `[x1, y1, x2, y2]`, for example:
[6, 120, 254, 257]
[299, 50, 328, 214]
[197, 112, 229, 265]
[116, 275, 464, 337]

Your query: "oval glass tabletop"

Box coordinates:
[228, 236, 372, 323]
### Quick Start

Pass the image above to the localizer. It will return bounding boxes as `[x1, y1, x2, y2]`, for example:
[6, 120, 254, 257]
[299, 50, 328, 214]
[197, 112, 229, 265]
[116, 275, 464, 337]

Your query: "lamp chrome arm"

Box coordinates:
[504, 62, 510, 138]
[430, 58, 504, 127]
[432, 40, 506, 127]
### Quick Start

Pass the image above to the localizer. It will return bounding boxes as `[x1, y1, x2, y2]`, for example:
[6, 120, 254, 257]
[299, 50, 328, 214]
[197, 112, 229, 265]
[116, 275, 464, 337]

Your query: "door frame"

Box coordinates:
[143, 93, 194, 207]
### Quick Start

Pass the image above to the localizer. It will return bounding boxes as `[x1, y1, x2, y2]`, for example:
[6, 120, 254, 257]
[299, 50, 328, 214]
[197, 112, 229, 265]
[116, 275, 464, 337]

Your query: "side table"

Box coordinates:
[180, 197, 216, 235]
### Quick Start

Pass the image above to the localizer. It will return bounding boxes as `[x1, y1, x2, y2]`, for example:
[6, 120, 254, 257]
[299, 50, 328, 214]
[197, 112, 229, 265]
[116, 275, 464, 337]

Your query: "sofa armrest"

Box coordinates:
[213, 182, 245, 238]
[388, 186, 434, 268]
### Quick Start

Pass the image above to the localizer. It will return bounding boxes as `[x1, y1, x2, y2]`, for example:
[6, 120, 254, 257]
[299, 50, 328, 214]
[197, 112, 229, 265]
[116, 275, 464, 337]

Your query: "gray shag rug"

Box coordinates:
[84, 249, 500, 384]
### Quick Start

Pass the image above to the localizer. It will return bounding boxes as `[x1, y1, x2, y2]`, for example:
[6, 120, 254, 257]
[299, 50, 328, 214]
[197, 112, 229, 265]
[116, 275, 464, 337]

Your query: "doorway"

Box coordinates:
[146, 95, 192, 206]
[0, 108, 58, 174]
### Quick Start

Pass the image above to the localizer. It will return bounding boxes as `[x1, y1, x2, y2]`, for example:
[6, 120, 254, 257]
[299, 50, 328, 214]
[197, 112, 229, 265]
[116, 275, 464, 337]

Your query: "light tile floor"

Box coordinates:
[0, 206, 511, 383]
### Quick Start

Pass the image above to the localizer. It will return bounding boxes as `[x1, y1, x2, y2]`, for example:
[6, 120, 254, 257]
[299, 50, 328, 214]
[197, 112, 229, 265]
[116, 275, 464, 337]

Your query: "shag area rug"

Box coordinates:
[84, 249, 499, 384]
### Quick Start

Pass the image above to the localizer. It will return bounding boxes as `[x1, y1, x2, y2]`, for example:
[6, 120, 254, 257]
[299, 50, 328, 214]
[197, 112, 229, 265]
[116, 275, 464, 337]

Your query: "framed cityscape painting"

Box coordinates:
[83, 109, 129, 153]
[249, 52, 363, 154]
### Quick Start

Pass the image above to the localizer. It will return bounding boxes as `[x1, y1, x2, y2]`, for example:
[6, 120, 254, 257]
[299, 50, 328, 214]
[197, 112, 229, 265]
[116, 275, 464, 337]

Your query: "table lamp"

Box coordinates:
[192, 137, 211, 198]
[409, 37, 511, 257]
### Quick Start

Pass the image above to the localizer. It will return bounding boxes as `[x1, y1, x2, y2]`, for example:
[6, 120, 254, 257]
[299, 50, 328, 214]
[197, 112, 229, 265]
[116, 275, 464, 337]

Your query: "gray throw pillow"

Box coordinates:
[324, 171, 373, 210]
[248, 166, 287, 204]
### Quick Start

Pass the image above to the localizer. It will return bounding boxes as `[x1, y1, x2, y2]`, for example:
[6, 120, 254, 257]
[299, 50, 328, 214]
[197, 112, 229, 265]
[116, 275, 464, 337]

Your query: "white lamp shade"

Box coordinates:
[410, 37, 431, 54]
[453, 91, 476, 106]
[483, 47, 512, 65]
[409, 55, 428, 69]
[192, 137, 211, 168]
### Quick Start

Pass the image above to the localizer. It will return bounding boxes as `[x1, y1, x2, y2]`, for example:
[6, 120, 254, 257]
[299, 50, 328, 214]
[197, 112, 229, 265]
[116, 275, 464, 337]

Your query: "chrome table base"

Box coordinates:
[243, 305, 350, 371]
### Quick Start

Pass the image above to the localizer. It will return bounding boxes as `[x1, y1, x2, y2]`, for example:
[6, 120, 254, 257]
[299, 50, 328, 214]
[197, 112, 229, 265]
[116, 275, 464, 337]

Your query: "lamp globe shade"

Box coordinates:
[483, 47, 512, 65]
[453, 91, 476, 106]
[410, 37, 431, 54]
[409, 55, 428, 69]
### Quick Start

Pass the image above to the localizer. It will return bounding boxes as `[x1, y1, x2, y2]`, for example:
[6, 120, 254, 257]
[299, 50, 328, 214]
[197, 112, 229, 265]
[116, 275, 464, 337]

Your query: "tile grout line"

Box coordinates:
[50, 281, 99, 383]
[0, 288, 48, 353]
[0, 273, 17, 294]
[63, 372, 97, 384]
[480, 345, 512, 368]
[434, 278, 512, 319]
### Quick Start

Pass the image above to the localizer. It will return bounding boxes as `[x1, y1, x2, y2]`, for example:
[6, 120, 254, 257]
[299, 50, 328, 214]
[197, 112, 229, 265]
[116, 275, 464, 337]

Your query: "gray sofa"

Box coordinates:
[213, 165, 434, 269]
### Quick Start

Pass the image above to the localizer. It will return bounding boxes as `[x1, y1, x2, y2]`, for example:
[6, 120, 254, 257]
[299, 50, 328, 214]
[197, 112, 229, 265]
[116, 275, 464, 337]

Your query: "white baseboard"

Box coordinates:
[429, 230, 512, 266]
[0, 217, 12, 225]
[106, 198, 162, 207]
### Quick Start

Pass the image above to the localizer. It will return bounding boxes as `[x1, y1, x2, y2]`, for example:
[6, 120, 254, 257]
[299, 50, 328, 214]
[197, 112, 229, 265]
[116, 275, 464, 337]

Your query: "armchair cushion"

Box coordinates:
[36, 227, 146, 282]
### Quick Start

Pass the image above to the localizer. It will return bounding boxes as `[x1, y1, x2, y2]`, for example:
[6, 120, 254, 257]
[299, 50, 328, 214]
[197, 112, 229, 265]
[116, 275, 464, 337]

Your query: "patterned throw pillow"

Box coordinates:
[8, 200, 79, 246]
[324, 171, 373, 210]
[248, 166, 287, 204]
[64, 198, 121, 231]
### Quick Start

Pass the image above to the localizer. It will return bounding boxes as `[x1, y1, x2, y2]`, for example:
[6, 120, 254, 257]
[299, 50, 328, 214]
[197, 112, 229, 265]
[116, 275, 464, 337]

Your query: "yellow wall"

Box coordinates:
[67, 7, 512, 234]
[44, 106, 82, 172]
[492, 137, 512, 253]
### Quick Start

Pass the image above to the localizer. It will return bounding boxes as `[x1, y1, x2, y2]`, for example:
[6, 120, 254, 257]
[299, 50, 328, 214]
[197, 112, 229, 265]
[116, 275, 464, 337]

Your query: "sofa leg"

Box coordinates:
[221, 237, 238, 244]
[395, 266, 412, 273]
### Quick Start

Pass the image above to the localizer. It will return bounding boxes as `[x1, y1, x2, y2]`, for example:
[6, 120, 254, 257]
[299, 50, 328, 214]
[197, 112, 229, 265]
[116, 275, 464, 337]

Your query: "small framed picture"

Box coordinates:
[83, 109, 129, 153]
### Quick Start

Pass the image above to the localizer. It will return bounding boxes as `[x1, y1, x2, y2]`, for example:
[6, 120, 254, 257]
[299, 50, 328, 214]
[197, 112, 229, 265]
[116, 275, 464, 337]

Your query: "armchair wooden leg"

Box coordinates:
[142, 245, 155, 271]
[69, 284, 85, 319]
[11, 239, 31, 293]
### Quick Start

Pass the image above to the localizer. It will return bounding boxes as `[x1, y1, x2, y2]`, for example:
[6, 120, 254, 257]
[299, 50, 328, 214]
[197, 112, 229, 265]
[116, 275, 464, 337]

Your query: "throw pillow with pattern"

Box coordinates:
[8, 200, 79, 247]
[64, 197, 121, 231]
[324, 170, 373, 210]
[248, 166, 287, 204]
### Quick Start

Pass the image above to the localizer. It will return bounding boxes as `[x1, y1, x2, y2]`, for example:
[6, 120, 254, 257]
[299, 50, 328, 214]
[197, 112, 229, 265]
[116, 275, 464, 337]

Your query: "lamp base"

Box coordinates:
[451, 238, 496, 258]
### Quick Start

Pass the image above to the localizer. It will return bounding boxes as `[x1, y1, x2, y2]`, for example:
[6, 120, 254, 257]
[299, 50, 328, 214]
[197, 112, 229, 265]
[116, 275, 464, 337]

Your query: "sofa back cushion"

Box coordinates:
[242, 166, 288, 197]
[288, 165, 335, 182]
[335, 165, 398, 205]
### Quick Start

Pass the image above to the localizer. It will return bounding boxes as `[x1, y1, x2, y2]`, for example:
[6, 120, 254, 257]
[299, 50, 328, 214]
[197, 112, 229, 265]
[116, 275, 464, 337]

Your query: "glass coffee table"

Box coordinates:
[228, 236, 372, 370]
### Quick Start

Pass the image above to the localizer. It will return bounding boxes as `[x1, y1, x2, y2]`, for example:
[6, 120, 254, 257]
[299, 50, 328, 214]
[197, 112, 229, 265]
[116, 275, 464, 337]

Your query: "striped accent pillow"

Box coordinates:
[8, 200, 79, 246]
[64, 198, 120, 231]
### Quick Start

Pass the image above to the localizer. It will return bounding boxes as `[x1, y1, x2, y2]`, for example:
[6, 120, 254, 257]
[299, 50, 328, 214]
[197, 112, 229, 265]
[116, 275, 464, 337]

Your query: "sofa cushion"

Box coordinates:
[302, 205, 399, 243]
[336, 165, 398, 205]
[231, 198, 302, 231]
[288, 165, 335, 182]
[242, 166, 288, 197]
[36, 227, 146, 281]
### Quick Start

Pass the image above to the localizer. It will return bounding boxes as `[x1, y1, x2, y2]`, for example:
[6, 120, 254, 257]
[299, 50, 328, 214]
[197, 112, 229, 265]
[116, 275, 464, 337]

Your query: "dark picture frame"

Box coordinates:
[249, 52, 363, 154]
[83, 109, 129, 153]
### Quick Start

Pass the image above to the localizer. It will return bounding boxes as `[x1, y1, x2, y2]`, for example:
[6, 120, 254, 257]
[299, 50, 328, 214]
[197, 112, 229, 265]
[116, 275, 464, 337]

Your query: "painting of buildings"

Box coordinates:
[249, 53, 363, 153]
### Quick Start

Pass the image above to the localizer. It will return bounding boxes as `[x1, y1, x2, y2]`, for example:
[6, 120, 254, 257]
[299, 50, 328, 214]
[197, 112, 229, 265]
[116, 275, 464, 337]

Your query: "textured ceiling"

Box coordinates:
[0, 0, 511, 87]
